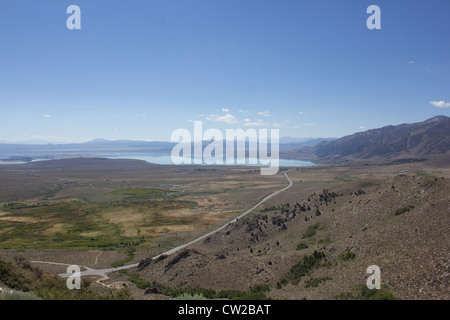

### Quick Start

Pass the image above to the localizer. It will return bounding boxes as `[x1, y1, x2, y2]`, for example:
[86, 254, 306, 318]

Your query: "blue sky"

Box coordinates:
[0, 0, 449, 143]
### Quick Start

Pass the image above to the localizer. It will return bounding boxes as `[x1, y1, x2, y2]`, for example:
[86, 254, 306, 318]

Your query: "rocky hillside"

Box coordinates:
[312, 116, 450, 162]
[134, 173, 449, 300]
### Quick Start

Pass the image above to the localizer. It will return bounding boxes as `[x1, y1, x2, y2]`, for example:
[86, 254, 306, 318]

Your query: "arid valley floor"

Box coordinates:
[0, 157, 449, 300]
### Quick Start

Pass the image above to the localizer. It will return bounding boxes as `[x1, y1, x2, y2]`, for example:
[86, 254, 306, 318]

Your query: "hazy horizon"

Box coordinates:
[0, 136, 335, 145]
[1, 114, 447, 145]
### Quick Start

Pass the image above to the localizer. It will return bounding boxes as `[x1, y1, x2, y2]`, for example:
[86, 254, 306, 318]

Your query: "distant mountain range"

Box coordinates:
[0, 137, 332, 162]
[1, 116, 448, 164]
[0, 139, 176, 161]
[310, 115, 450, 162]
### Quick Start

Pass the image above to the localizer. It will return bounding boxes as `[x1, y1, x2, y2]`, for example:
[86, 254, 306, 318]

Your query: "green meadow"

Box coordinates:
[0, 188, 197, 250]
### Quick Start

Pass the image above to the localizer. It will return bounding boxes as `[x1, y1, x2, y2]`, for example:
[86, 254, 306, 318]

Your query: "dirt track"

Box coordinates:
[36, 171, 293, 281]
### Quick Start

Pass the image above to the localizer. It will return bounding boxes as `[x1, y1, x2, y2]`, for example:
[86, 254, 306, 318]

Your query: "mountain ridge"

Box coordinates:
[311, 115, 450, 162]
[1, 116, 448, 165]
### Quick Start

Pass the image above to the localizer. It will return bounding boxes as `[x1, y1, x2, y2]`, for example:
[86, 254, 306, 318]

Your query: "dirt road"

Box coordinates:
[53, 171, 293, 279]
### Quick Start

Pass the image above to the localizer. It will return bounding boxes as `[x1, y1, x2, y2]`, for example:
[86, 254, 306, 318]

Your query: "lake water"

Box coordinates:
[105, 153, 315, 167]
[0, 152, 315, 167]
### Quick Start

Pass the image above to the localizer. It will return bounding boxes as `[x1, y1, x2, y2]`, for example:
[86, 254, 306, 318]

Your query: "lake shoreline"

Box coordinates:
[0, 153, 315, 167]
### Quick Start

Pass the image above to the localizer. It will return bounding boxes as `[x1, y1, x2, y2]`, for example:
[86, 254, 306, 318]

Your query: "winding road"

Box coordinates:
[50, 171, 293, 279]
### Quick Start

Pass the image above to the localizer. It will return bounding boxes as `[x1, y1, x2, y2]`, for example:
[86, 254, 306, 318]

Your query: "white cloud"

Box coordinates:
[298, 111, 304, 115]
[430, 100, 450, 108]
[31, 134, 57, 139]
[273, 122, 282, 128]
[360, 126, 366, 129]
[408, 60, 415, 64]
[304, 123, 315, 126]
[207, 113, 238, 124]
[222, 107, 229, 112]
[257, 110, 270, 117]
[42, 114, 51, 118]
[244, 119, 269, 127]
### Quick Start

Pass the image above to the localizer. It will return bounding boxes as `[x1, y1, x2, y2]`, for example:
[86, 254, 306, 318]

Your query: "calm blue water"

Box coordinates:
[105, 153, 315, 167]
[0, 152, 315, 167]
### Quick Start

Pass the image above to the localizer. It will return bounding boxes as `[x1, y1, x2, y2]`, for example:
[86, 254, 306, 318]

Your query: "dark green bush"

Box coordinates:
[336, 284, 399, 300]
[280, 251, 326, 286]
[249, 284, 270, 294]
[302, 223, 323, 239]
[305, 276, 332, 288]
[295, 243, 308, 251]
[338, 251, 356, 262]
[394, 205, 414, 216]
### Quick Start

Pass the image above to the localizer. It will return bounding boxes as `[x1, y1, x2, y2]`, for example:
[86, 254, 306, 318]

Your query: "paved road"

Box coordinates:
[58, 171, 293, 278]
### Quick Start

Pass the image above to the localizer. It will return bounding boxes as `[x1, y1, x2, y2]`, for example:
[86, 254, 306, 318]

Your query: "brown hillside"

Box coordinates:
[313, 115, 450, 162]
[135, 174, 450, 300]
